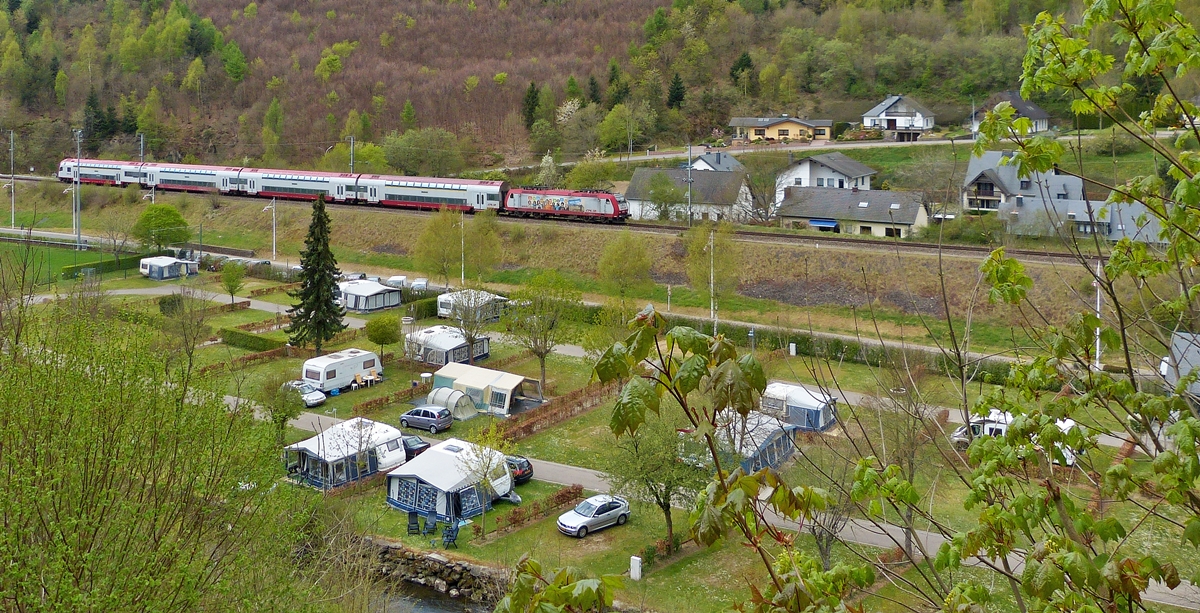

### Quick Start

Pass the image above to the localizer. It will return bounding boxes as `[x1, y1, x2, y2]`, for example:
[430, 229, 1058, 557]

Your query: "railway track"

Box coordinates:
[13, 174, 1093, 263]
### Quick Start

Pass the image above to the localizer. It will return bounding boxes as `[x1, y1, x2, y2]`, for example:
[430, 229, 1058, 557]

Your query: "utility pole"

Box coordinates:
[686, 142, 694, 226]
[73, 129, 82, 250]
[9, 130, 14, 229]
[709, 227, 716, 335]
[1094, 259, 1102, 371]
[347, 135, 355, 173]
[139, 132, 144, 164]
[460, 209, 465, 286]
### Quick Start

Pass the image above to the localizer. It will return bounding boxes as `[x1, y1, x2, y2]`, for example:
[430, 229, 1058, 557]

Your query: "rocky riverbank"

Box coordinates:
[369, 538, 508, 604]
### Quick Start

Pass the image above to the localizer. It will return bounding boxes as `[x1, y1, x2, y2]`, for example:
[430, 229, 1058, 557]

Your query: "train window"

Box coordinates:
[487, 193, 499, 201]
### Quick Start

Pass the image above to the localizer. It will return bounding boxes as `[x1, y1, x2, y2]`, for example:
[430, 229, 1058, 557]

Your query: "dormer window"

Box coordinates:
[1020, 180, 1031, 189]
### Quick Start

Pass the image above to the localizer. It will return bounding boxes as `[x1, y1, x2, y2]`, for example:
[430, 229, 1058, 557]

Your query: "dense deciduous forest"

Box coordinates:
[1, 0, 1198, 171]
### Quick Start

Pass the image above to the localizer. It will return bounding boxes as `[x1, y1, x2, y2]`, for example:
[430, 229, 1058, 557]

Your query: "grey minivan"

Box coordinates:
[400, 405, 453, 434]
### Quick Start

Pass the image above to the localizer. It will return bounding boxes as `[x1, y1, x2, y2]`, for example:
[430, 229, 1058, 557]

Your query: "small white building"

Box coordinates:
[761, 381, 838, 431]
[436, 289, 507, 321]
[432, 362, 532, 416]
[406, 325, 490, 365]
[970, 91, 1051, 135]
[337, 280, 402, 312]
[139, 256, 198, 280]
[284, 417, 407, 490]
[862, 95, 935, 141]
[783, 152, 876, 192]
[386, 438, 514, 521]
[624, 167, 750, 222]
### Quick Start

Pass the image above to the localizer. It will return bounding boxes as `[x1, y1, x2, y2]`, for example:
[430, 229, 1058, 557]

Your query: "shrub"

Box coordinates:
[641, 544, 657, 567]
[405, 296, 438, 319]
[220, 327, 286, 351]
[61, 251, 165, 279]
[158, 294, 184, 316]
[1083, 130, 1139, 156]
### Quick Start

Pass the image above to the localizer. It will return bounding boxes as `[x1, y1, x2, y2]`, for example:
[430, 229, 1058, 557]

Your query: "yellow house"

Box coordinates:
[728, 115, 833, 142]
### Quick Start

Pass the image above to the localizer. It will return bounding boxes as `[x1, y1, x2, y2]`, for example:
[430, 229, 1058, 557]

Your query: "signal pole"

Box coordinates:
[347, 135, 355, 173]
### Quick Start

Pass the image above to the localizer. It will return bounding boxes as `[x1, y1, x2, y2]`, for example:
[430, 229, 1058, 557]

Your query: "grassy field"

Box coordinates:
[0, 241, 108, 284]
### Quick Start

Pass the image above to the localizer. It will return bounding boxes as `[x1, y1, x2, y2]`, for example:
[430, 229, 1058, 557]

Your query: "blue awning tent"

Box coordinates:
[807, 219, 839, 229]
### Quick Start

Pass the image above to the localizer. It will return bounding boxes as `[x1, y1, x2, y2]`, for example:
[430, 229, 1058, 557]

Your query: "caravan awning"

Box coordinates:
[807, 219, 839, 229]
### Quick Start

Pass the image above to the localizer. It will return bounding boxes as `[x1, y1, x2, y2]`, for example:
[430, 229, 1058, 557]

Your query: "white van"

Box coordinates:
[301, 348, 383, 392]
[951, 409, 1079, 466]
[385, 275, 407, 289]
[410, 278, 429, 291]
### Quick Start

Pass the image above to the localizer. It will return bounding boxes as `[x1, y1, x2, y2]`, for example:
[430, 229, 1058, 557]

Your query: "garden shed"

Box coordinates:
[427, 387, 478, 421]
[761, 382, 838, 431]
[385, 438, 513, 521]
[337, 279, 402, 312]
[406, 325, 490, 365]
[283, 417, 407, 490]
[432, 362, 532, 416]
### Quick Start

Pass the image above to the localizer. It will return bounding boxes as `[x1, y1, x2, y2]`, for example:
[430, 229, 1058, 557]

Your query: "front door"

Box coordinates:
[887, 119, 897, 130]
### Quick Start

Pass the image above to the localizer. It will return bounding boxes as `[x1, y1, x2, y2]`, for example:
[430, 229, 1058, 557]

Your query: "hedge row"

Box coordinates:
[61, 251, 166, 279]
[568, 305, 1015, 386]
[352, 382, 433, 415]
[220, 327, 286, 352]
[404, 297, 438, 320]
[478, 484, 583, 539]
[249, 282, 300, 297]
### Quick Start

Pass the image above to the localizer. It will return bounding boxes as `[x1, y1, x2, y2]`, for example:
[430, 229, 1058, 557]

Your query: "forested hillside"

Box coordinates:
[1, 0, 1194, 172]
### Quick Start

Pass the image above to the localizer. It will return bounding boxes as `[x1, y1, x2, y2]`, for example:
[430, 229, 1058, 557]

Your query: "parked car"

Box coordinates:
[402, 436, 431, 460]
[399, 405, 453, 434]
[506, 455, 534, 485]
[283, 380, 327, 408]
[341, 271, 367, 281]
[557, 494, 629, 538]
[410, 278, 429, 291]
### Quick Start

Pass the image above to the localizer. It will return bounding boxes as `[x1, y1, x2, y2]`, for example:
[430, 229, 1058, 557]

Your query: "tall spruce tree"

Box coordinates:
[287, 196, 346, 354]
[666, 73, 685, 109]
[587, 75, 602, 105]
[521, 81, 539, 130]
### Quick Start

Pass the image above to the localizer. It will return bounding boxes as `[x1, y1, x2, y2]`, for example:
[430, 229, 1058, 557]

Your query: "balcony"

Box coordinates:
[965, 198, 1000, 211]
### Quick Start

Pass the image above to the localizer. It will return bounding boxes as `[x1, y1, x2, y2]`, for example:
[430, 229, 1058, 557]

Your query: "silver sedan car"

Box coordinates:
[557, 495, 630, 538]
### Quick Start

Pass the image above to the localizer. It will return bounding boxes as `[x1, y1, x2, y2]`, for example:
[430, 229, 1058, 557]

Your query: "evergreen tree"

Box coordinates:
[83, 89, 103, 154]
[730, 52, 754, 85]
[587, 75, 602, 105]
[667, 73, 685, 109]
[565, 75, 582, 101]
[287, 196, 346, 354]
[400, 99, 416, 132]
[607, 58, 621, 85]
[521, 81, 539, 130]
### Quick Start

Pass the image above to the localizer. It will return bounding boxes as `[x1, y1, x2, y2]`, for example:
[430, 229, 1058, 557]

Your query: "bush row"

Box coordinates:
[197, 345, 310, 376]
[220, 327, 286, 352]
[640, 534, 686, 569]
[404, 297, 438, 320]
[249, 282, 300, 297]
[476, 484, 584, 539]
[61, 251, 165, 279]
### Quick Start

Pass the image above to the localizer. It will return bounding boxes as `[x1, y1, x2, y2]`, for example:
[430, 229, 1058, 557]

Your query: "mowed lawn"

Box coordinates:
[0, 242, 109, 283]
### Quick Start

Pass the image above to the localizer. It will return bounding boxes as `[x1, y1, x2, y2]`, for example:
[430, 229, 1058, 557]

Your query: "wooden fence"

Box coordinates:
[249, 282, 300, 297]
[352, 382, 434, 415]
[498, 379, 620, 441]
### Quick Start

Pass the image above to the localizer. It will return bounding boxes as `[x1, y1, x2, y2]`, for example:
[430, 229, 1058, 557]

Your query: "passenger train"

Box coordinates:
[56, 158, 629, 222]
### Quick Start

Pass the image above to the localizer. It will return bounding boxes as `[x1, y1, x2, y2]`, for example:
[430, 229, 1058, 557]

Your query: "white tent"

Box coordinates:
[283, 417, 407, 489]
[337, 280, 402, 312]
[427, 387, 477, 421]
[406, 325, 490, 365]
[431, 362, 529, 415]
[761, 381, 838, 431]
[385, 438, 513, 521]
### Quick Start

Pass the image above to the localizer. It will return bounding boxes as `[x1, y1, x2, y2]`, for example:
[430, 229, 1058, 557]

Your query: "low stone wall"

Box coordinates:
[368, 538, 508, 603]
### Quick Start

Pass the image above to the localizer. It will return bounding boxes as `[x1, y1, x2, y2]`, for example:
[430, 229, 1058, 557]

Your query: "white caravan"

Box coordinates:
[301, 348, 382, 392]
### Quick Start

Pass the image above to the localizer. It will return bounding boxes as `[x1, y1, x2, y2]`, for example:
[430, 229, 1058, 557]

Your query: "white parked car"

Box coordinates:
[410, 278, 429, 291]
[283, 380, 326, 408]
[557, 494, 630, 538]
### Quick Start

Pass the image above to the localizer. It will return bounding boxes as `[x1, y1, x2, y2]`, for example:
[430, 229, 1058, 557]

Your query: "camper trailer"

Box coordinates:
[761, 382, 838, 431]
[436, 289, 507, 320]
[301, 348, 382, 392]
[950, 409, 1079, 466]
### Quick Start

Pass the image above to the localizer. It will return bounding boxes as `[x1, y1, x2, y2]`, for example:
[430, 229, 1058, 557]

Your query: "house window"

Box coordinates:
[1020, 180, 1031, 189]
[885, 228, 900, 237]
[838, 179, 845, 188]
[1057, 193, 1067, 199]
[860, 226, 872, 235]
[794, 178, 802, 186]
[778, 129, 789, 137]
[816, 128, 826, 136]
[754, 129, 766, 137]
[816, 178, 825, 187]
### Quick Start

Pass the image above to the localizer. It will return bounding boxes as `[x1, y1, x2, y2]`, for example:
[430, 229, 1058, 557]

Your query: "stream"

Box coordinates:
[383, 583, 492, 613]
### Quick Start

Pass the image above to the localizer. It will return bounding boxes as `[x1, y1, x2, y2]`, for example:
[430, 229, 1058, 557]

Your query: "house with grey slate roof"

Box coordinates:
[690, 151, 744, 172]
[970, 91, 1051, 134]
[625, 167, 749, 222]
[782, 152, 877, 191]
[862, 95, 935, 141]
[962, 150, 1163, 243]
[778, 186, 928, 238]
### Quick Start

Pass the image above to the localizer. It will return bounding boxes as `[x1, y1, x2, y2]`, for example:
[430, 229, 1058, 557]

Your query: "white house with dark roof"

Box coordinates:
[862, 95, 935, 141]
[962, 150, 1162, 243]
[727, 115, 834, 142]
[690, 151, 744, 172]
[782, 152, 876, 192]
[778, 186, 928, 238]
[970, 91, 1051, 134]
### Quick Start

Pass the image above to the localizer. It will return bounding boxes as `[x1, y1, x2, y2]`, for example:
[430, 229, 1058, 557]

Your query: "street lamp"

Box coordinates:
[262, 198, 277, 260]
